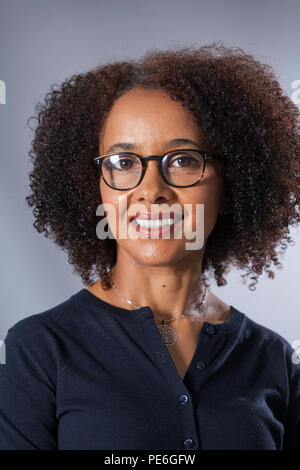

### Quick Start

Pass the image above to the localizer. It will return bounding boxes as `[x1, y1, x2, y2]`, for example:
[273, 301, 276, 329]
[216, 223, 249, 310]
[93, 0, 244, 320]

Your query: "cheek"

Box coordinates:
[99, 179, 120, 233]
[188, 184, 222, 237]
[99, 179, 134, 239]
[100, 182, 109, 204]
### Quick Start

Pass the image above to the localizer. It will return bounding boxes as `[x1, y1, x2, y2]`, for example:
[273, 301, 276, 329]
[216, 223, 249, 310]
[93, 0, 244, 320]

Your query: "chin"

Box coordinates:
[130, 244, 188, 266]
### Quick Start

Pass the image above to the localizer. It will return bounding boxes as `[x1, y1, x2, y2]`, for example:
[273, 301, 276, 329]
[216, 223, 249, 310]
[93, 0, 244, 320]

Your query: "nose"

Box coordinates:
[135, 160, 173, 203]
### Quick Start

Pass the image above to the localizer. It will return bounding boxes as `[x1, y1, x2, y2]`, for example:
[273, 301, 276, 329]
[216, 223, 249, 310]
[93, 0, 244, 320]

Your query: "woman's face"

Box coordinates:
[98, 86, 225, 267]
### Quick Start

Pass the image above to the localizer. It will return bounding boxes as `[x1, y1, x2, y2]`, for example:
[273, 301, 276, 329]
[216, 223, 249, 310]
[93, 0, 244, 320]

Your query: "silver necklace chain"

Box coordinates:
[111, 281, 207, 323]
[111, 280, 207, 347]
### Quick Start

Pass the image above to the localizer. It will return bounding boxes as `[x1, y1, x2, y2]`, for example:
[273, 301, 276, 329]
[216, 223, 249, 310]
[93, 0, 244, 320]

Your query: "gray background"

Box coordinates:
[0, 0, 299, 344]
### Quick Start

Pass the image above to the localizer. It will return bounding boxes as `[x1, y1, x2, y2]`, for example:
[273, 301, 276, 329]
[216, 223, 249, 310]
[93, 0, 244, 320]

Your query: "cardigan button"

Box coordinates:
[157, 352, 166, 363]
[204, 325, 216, 335]
[179, 394, 189, 404]
[183, 438, 195, 449]
[196, 361, 206, 370]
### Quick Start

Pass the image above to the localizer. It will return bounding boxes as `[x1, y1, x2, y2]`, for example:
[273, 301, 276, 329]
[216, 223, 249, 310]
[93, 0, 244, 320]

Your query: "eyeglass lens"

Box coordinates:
[101, 151, 204, 189]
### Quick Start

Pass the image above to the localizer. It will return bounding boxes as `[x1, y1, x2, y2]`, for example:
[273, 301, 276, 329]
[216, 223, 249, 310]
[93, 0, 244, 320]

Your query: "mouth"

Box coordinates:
[129, 211, 184, 237]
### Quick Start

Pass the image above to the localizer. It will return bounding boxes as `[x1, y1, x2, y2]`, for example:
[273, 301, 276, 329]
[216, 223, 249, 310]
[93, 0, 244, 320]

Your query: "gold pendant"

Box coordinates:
[157, 320, 177, 346]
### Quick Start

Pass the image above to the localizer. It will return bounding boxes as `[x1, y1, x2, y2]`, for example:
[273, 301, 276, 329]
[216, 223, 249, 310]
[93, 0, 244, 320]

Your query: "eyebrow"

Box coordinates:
[105, 138, 201, 155]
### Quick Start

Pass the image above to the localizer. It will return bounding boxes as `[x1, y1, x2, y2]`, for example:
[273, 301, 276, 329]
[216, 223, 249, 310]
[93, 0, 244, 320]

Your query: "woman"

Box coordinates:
[1, 42, 299, 450]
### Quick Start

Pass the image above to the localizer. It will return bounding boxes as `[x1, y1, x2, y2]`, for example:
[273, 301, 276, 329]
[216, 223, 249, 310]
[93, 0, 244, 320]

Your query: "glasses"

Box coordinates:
[93, 149, 225, 190]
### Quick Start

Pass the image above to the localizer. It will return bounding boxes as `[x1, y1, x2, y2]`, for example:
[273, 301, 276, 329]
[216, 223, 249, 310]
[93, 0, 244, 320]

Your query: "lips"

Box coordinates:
[132, 216, 183, 238]
[129, 210, 183, 223]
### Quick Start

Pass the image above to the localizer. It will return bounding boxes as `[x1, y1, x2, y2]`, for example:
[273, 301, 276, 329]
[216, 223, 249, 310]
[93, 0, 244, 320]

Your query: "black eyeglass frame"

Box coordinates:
[93, 148, 225, 190]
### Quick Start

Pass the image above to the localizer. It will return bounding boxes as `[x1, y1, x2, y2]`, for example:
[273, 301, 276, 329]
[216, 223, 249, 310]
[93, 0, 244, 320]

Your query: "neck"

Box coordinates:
[108, 249, 209, 321]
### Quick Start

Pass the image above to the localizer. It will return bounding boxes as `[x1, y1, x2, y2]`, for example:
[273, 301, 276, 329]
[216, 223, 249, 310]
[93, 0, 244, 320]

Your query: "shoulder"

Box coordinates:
[237, 308, 300, 382]
[3, 289, 90, 379]
[242, 312, 295, 349]
[6, 289, 87, 342]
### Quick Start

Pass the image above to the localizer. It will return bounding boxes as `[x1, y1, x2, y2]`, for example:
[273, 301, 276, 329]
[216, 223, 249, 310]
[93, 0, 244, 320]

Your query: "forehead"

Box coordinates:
[100, 87, 204, 147]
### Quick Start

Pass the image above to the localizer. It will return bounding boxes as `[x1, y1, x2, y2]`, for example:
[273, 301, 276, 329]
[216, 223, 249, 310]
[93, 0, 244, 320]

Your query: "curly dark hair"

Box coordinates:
[26, 41, 300, 291]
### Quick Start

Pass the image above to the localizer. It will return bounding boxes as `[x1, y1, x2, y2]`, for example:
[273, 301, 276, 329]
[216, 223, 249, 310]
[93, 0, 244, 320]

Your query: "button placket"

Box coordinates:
[138, 311, 200, 450]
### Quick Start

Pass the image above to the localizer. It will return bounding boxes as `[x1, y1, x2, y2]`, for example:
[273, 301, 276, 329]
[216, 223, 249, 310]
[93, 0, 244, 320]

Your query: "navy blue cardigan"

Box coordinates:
[0, 288, 299, 450]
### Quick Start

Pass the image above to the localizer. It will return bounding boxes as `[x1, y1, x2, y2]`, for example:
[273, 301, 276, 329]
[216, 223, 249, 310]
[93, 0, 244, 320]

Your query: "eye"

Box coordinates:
[169, 153, 202, 169]
[104, 154, 140, 171]
[114, 158, 134, 171]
